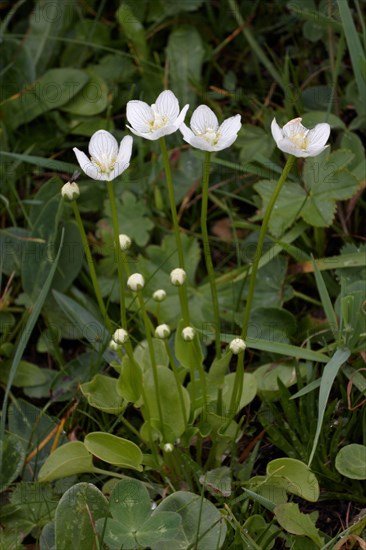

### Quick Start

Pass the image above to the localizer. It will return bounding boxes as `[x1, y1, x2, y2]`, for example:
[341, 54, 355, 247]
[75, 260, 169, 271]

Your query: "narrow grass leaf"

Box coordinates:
[308, 347, 351, 467]
[311, 255, 338, 340]
[0, 229, 64, 441]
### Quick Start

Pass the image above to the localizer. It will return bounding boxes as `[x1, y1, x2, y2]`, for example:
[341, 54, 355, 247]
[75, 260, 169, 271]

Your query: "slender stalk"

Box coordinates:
[72, 200, 111, 332]
[241, 155, 296, 339]
[164, 340, 188, 426]
[228, 155, 296, 429]
[159, 137, 190, 325]
[106, 180, 127, 328]
[201, 152, 221, 358]
[137, 291, 166, 442]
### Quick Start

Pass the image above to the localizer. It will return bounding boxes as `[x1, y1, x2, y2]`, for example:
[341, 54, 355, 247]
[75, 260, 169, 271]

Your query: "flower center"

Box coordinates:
[150, 105, 169, 130]
[198, 127, 219, 145]
[290, 131, 309, 150]
[91, 153, 117, 174]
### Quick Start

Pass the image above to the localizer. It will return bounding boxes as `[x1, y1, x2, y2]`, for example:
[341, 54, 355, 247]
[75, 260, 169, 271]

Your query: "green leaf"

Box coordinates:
[266, 458, 319, 502]
[335, 444, 366, 480]
[0, 434, 25, 492]
[220, 372, 257, 414]
[302, 111, 346, 130]
[96, 479, 181, 549]
[254, 362, 307, 401]
[84, 432, 143, 471]
[166, 25, 204, 108]
[199, 466, 232, 497]
[153, 491, 227, 549]
[116, 4, 149, 62]
[0, 69, 89, 129]
[55, 483, 109, 550]
[312, 255, 338, 339]
[0, 38, 35, 100]
[143, 365, 190, 441]
[0, 360, 47, 388]
[80, 374, 125, 414]
[237, 125, 275, 161]
[60, 70, 109, 116]
[38, 442, 95, 482]
[274, 503, 324, 547]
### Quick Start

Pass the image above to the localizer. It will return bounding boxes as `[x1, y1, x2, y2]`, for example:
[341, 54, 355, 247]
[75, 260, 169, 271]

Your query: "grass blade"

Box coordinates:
[308, 347, 351, 467]
[0, 229, 64, 442]
[311, 255, 339, 340]
[337, 0, 366, 106]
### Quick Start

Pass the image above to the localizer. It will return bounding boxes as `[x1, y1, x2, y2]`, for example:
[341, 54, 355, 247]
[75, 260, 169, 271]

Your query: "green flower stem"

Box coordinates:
[137, 291, 166, 442]
[106, 180, 127, 328]
[230, 155, 295, 425]
[201, 151, 221, 358]
[72, 200, 111, 332]
[164, 340, 188, 426]
[241, 155, 296, 339]
[160, 137, 190, 325]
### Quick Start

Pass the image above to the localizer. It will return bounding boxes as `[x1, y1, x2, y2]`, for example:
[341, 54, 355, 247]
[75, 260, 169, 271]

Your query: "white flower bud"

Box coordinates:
[113, 328, 129, 345]
[108, 339, 119, 351]
[127, 273, 145, 291]
[229, 338, 246, 354]
[163, 443, 174, 453]
[119, 234, 132, 251]
[61, 181, 80, 200]
[170, 268, 186, 286]
[182, 326, 195, 341]
[155, 324, 170, 339]
[152, 289, 167, 302]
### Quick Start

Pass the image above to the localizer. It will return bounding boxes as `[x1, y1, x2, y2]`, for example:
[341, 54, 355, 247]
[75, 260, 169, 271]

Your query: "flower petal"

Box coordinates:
[307, 123, 331, 148]
[218, 114, 241, 142]
[282, 117, 307, 139]
[126, 100, 154, 133]
[271, 118, 283, 145]
[215, 133, 240, 151]
[305, 144, 329, 157]
[73, 148, 101, 180]
[155, 90, 179, 122]
[109, 135, 133, 179]
[179, 122, 195, 143]
[190, 105, 219, 135]
[88, 130, 118, 164]
[173, 104, 189, 129]
[277, 138, 305, 157]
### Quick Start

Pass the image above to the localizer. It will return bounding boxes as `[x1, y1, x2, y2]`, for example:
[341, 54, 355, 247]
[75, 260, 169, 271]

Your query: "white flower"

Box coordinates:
[119, 234, 132, 251]
[229, 338, 246, 354]
[61, 181, 79, 200]
[170, 268, 186, 286]
[163, 443, 174, 453]
[152, 289, 167, 302]
[271, 117, 331, 158]
[182, 326, 195, 341]
[113, 328, 129, 345]
[126, 90, 189, 140]
[73, 130, 133, 181]
[155, 324, 171, 339]
[127, 273, 145, 291]
[180, 105, 241, 152]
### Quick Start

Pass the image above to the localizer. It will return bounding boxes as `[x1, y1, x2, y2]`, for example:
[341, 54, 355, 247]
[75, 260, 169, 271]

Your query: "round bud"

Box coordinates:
[127, 273, 145, 291]
[163, 443, 174, 453]
[152, 289, 167, 302]
[61, 181, 80, 200]
[182, 326, 195, 341]
[119, 234, 132, 251]
[108, 339, 119, 351]
[229, 338, 246, 354]
[113, 328, 129, 345]
[155, 324, 171, 339]
[170, 268, 186, 286]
